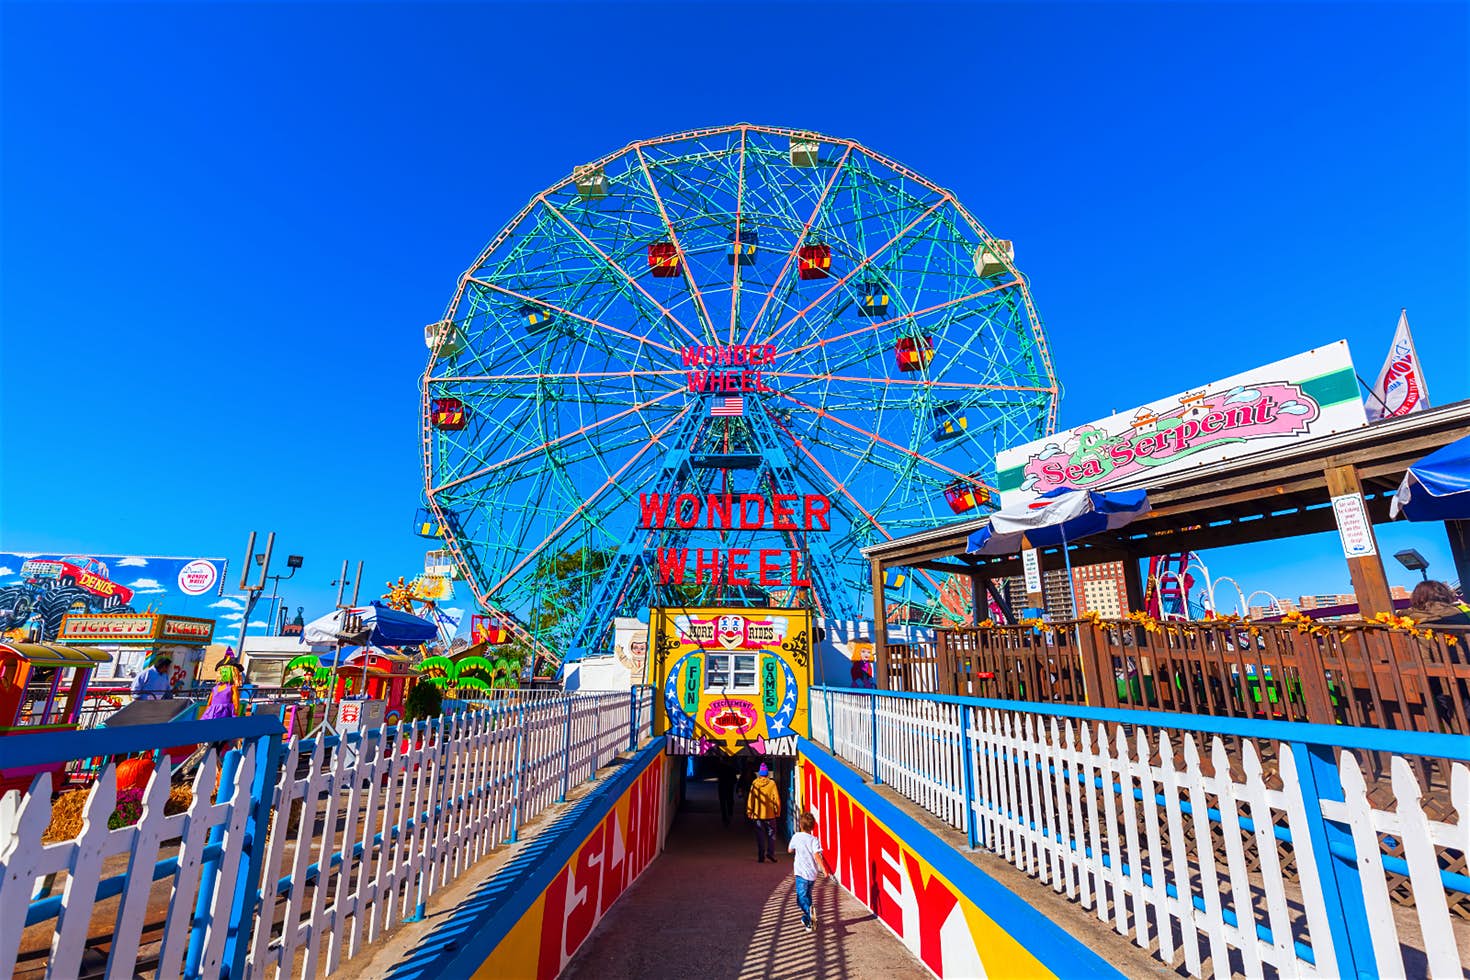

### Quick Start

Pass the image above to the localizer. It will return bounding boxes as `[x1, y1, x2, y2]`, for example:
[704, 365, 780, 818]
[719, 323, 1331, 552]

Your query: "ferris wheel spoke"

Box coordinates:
[772, 391, 985, 487]
[432, 370, 687, 384]
[769, 255, 1016, 365]
[634, 144, 720, 346]
[538, 197, 705, 348]
[765, 415, 953, 599]
[738, 144, 855, 348]
[467, 276, 684, 362]
[483, 407, 692, 596]
[430, 389, 687, 495]
[765, 370, 1054, 395]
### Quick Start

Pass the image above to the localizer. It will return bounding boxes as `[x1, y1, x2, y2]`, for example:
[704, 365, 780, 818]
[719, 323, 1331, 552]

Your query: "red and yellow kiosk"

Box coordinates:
[647, 607, 812, 758]
[0, 641, 111, 794]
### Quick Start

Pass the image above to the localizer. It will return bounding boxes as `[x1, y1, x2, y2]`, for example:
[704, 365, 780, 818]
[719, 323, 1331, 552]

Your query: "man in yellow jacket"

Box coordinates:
[747, 763, 781, 862]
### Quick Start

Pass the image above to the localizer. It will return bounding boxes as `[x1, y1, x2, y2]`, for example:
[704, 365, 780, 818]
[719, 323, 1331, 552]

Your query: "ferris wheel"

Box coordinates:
[420, 124, 1058, 666]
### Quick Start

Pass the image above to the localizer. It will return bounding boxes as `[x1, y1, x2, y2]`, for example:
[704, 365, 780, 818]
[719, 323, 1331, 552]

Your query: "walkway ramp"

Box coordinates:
[561, 781, 926, 980]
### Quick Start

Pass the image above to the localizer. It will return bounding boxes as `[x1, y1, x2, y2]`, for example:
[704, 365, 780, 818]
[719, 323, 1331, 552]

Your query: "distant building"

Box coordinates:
[1390, 585, 1410, 602]
[1042, 568, 1074, 620]
[1072, 561, 1129, 619]
[1299, 593, 1356, 611]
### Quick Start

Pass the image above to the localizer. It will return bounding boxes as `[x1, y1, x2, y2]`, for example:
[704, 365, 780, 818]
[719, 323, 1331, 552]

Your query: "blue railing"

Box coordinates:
[810, 685, 1469, 980]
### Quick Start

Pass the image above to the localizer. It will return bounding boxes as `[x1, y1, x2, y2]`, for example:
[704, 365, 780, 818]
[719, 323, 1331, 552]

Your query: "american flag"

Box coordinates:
[710, 396, 744, 417]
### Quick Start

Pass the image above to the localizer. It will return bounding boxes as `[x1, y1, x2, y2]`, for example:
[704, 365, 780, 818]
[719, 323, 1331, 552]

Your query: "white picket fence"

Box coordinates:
[810, 687, 1470, 980]
[0, 687, 654, 979]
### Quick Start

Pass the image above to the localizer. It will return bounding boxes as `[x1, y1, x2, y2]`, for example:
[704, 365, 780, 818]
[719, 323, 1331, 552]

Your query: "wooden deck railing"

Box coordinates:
[883, 619, 1470, 734]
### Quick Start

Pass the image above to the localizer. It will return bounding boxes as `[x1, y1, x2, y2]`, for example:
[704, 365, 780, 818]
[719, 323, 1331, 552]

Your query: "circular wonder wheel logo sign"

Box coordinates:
[178, 559, 220, 596]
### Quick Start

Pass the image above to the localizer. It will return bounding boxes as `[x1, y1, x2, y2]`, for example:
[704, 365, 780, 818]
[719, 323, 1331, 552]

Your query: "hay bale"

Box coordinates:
[41, 790, 89, 843]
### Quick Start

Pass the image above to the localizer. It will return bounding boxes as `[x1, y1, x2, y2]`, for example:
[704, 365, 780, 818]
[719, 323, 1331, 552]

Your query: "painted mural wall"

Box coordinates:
[471, 749, 676, 979]
[0, 552, 228, 642]
[815, 619, 935, 689]
[798, 746, 1121, 980]
[648, 606, 812, 757]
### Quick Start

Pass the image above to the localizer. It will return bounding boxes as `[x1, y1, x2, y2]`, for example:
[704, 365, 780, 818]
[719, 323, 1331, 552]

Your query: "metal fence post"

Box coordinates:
[186, 743, 245, 976]
[628, 689, 639, 751]
[958, 704, 978, 849]
[824, 688, 835, 750]
[508, 703, 525, 843]
[869, 692, 882, 784]
[559, 697, 573, 802]
[1290, 740, 1375, 979]
[223, 728, 284, 978]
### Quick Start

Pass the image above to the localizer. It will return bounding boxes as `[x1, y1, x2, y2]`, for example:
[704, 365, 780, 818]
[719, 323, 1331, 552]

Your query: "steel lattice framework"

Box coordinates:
[421, 124, 1059, 666]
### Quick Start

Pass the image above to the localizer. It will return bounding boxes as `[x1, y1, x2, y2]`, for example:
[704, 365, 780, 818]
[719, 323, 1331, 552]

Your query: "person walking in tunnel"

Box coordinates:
[789, 812, 829, 932]
[747, 762, 781, 862]
[716, 759, 737, 828]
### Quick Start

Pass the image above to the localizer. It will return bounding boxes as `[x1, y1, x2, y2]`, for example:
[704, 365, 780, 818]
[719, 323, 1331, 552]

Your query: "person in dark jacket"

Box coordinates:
[716, 759, 737, 827]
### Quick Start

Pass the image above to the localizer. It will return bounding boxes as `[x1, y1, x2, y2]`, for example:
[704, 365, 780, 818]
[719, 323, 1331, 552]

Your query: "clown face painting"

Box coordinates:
[716, 615, 746, 649]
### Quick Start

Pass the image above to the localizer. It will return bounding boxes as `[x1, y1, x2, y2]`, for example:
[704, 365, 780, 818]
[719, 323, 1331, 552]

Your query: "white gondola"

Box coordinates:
[573, 164, 608, 200]
[424, 549, 459, 579]
[789, 138, 820, 167]
[424, 319, 465, 358]
[973, 239, 1015, 279]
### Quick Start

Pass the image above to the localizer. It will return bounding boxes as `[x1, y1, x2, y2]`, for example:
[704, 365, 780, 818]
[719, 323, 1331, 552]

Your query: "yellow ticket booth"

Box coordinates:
[647, 607, 812, 757]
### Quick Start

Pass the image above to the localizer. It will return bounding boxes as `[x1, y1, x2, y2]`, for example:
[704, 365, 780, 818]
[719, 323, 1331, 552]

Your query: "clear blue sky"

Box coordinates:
[3, 2, 1466, 639]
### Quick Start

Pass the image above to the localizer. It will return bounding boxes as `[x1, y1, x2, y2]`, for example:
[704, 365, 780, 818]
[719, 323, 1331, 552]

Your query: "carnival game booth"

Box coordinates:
[0, 641, 111, 794]
[56, 613, 216, 692]
[321, 646, 416, 725]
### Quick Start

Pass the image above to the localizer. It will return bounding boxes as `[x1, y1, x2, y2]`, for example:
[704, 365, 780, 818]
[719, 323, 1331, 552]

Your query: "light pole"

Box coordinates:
[236, 532, 276, 659]
[321, 559, 364, 733]
[260, 554, 304, 636]
[1394, 549, 1430, 582]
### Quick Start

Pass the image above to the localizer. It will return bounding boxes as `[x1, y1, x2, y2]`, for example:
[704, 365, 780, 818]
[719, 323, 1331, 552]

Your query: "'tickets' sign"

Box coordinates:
[60, 615, 157, 641]
[996, 342, 1367, 503]
[161, 617, 215, 643]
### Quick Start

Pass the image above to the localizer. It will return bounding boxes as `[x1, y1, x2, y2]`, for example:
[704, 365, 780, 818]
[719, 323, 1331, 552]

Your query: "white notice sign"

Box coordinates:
[1331, 493, 1377, 558]
[1022, 548, 1043, 595]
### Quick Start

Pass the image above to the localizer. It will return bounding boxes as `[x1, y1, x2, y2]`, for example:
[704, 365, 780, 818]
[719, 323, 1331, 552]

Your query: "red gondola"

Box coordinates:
[943, 479, 991, 514]
[648, 241, 681, 277]
[798, 244, 831, 280]
[471, 614, 509, 645]
[896, 335, 934, 372]
[431, 397, 468, 430]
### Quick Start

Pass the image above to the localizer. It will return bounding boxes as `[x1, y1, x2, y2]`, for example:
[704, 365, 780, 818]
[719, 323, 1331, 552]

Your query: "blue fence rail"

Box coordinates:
[809, 685, 1469, 980]
[0, 687, 654, 979]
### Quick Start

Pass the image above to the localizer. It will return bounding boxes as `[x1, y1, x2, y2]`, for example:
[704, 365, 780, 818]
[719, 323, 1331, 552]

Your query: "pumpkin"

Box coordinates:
[115, 756, 156, 792]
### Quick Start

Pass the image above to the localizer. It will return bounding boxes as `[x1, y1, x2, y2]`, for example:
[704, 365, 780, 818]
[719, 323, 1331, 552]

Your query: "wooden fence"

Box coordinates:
[885, 619, 1470, 734]
[0, 688, 654, 979]
[809, 687, 1470, 980]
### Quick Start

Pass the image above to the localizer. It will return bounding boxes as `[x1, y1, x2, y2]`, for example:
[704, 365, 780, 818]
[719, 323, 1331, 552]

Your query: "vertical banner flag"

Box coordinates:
[1365, 309, 1430, 421]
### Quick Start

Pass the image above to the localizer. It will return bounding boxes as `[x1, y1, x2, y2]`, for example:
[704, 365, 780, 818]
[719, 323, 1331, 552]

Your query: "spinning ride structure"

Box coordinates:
[420, 124, 1059, 667]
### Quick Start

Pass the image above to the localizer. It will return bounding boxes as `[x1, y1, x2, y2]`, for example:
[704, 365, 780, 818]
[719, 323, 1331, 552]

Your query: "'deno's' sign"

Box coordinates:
[996, 341, 1367, 504]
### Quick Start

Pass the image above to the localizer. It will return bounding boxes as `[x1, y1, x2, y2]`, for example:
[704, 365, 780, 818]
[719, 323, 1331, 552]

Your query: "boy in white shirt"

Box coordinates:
[788, 811, 828, 932]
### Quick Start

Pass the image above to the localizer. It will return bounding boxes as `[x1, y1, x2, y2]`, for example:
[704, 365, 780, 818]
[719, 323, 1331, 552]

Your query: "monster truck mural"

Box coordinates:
[0, 553, 227, 642]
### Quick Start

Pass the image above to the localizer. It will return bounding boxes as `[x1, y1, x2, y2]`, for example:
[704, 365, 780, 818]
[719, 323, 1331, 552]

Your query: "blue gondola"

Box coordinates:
[521, 304, 554, 335]
[413, 508, 446, 538]
[727, 229, 758, 266]
[883, 568, 907, 591]
[857, 282, 889, 318]
[932, 403, 968, 442]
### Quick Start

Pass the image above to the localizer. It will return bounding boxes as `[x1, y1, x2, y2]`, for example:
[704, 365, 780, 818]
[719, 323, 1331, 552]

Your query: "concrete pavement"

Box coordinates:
[560, 780, 929, 980]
